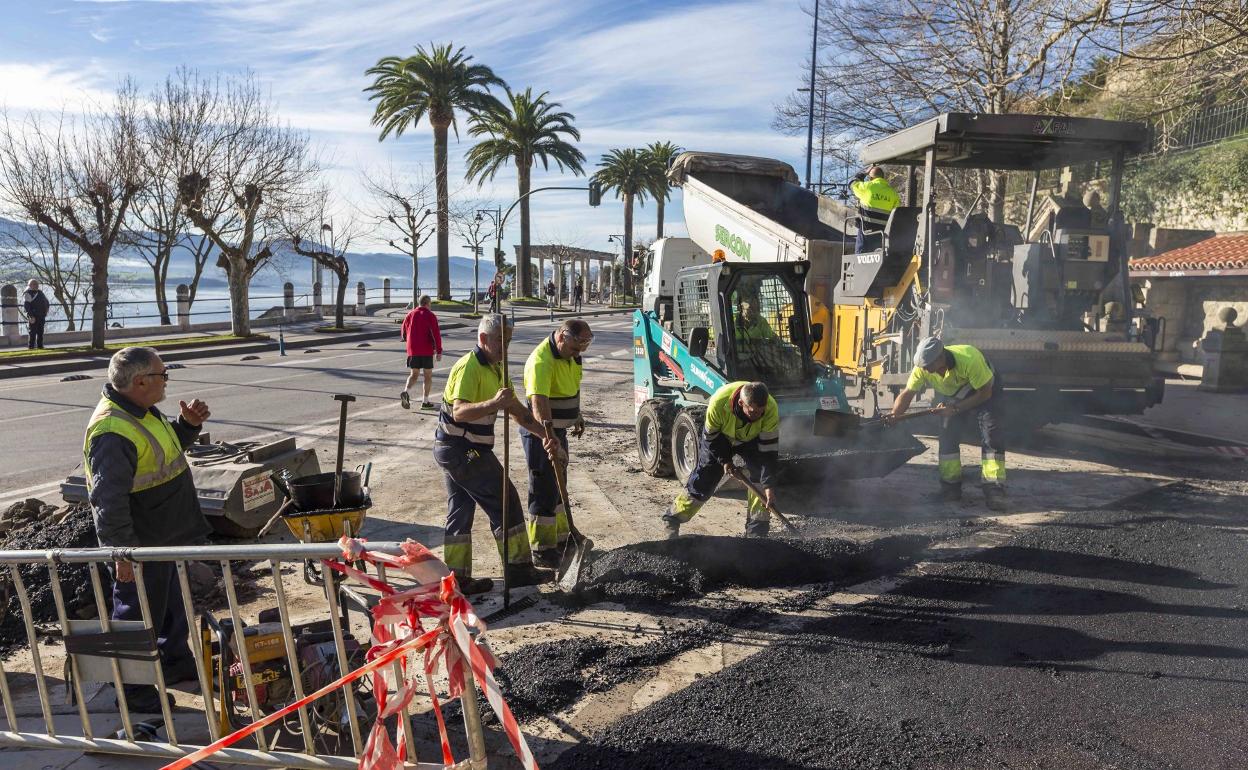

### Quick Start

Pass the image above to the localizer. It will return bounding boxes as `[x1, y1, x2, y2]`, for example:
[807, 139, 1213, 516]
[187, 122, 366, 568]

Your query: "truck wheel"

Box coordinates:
[636, 399, 675, 477]
[671, 407, 706, 486]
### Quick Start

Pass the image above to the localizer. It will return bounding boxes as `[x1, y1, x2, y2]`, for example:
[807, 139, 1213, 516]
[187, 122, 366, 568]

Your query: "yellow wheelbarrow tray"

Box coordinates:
[277, 497, 371, 543]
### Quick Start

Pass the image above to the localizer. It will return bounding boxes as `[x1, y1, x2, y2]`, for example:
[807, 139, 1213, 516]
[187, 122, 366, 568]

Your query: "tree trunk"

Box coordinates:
[334, 269, 348, 329]
[656, 197, 665, 240]
[623, 192, 634, 301]
[411, 245, 419, 308]
[433, 120, 451, 301]
[987, 170, 1007, 225]
[153, 262, 171, 325]
[518, 162, 532, 298]
[89, 251, 109, 350]
[225, 256, 252, 337]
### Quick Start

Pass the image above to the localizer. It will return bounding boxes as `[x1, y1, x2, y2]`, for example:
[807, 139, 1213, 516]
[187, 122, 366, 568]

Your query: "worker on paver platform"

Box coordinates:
[885, 336, 1007, 511]
[662, 381, 779, 539]
[84, 346, 211, 712]
[434, 315, 557, 594]
[851, 165, 900, 253]
[521, 319, 593, 568]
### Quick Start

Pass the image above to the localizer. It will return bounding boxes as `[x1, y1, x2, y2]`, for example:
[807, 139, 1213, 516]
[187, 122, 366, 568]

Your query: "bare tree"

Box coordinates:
[176, 74, 317, 337]
[0, 219, 90, 331]
[775, 0, 1130, 222]
[0, 84, 147, 349]
[363, 166, 436, 308]
[450, 198, 497, 312]
[287, 188, 359, 329]
[129, 69, 228, 325]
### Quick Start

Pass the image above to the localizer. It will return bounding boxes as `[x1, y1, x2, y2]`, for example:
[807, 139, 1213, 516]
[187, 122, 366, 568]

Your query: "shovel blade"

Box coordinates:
[556, 536, 593, 592]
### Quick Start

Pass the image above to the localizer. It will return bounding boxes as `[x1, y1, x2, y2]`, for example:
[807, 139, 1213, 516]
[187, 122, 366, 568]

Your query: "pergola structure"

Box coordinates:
[514, 245, 616, 301]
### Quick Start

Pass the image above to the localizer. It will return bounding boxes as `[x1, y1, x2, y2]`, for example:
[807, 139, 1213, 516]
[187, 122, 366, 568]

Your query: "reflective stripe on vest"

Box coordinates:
[435, 402, 498, 447]
[546, 392, 581, 429]
[858, 206, 891, 232]
[83, 398, 188, 493]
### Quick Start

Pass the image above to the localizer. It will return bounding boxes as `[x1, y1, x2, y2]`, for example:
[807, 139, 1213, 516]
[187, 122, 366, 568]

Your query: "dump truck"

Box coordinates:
[651, 118, 1164, 436]
[633, 154, 922, 485]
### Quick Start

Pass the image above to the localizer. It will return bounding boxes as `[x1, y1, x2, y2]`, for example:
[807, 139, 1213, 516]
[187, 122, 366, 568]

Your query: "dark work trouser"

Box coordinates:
[667, 437, 770, 535]
[433, 439, 531, 576]
[519, 427, 570, 555]
[27, 317, 45, 349]
[111, 561, 191, 705]
[937, 380, 1006, 489]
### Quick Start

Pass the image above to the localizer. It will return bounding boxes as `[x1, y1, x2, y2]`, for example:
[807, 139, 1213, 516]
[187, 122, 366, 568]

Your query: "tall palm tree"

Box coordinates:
[365, 43, 503, 300]
[594, 148, 658, 300]
[465, 87, 585, 298]
[643, 141, 682, 239]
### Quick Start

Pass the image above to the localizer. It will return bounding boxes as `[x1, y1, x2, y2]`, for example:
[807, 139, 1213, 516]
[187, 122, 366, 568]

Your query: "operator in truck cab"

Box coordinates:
[661, 381, 779, 539]
[851, 165, 900, 253]
[884, 337, 1007, 511]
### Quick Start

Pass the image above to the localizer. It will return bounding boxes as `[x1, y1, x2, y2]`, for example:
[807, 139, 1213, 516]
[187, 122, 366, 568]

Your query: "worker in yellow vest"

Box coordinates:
[521, 319, 594, 567]
[83, 347, 212, 713]
[851, 165, 900, 253]
[885, 337, 1007, 511]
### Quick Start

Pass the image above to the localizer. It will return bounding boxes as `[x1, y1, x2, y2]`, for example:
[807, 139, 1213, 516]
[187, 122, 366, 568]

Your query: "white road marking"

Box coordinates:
[0, 405, 89, 426]
[0, 480, 69, 507]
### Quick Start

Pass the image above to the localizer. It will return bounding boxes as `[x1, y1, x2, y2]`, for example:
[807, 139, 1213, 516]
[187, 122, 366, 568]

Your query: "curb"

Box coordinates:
[0, 325, 448, 381]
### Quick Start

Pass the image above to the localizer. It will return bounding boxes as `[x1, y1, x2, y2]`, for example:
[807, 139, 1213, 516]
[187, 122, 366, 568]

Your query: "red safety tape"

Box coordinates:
[159, 538, 539, 770]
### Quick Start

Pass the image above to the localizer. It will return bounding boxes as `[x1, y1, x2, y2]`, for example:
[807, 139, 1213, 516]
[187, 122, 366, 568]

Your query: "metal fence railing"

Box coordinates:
[1149, 95, 1248, 155]
[0, 541, 489, 769]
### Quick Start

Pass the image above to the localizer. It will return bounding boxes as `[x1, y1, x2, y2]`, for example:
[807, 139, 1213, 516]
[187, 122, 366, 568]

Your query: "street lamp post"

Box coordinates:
[799, 86, 830, 192]
[804, 0, 821, 188]
[607, 234, 625, 307]
[474, 207, 502, 314]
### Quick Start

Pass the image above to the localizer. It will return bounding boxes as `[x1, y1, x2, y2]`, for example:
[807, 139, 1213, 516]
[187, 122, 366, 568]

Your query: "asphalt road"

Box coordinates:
[0, 313, 638, 509]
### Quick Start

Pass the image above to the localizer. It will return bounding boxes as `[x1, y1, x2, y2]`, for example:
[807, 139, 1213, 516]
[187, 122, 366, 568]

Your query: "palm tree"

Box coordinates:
[365, 43, 504, 300]
[465, 87, 585, 298]
[593, 148, 658, 301]
[643, 141, 682, 239]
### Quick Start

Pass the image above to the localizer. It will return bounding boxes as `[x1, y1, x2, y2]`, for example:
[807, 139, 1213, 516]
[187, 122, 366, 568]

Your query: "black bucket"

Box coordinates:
[287, 471, 364, 511]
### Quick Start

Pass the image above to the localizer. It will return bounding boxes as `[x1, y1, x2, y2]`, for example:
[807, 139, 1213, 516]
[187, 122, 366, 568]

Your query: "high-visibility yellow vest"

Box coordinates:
[705, 381, 779, 451]
[524, 334, 583, 429]
[83, 395, 189, 493]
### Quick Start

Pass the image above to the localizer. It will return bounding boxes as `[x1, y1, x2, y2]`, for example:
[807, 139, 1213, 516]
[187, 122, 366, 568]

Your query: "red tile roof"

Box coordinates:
[1130, 232, 1248, 273]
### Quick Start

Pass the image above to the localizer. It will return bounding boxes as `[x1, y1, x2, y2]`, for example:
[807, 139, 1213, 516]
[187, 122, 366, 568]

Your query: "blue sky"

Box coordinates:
[0, 0, 813, 258]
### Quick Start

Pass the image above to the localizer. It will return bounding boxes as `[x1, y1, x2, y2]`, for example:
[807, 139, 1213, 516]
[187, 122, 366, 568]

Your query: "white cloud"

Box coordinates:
[0, 62, 114, 112]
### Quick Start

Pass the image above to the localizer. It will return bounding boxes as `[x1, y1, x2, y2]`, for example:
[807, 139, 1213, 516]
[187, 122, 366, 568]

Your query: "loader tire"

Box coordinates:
[636, 399, 676, 477]
[671, 407, 706, 486]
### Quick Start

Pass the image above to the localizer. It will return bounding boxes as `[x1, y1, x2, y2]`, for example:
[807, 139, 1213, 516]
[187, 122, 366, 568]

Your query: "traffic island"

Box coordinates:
[0, 334, 268, 362]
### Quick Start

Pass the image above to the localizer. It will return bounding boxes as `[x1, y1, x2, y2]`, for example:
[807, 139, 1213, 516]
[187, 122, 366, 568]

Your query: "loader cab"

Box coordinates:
[672, 261, 816, 392]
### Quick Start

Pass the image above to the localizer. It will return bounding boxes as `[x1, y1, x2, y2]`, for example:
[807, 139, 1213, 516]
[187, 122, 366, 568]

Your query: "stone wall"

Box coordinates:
[1144, 187, 1248, 233]
[1136, 276, 1248, 363]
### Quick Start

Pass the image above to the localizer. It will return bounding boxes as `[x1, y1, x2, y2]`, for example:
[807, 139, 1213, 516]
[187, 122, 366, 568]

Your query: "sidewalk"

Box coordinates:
[0, 303, 635, 381]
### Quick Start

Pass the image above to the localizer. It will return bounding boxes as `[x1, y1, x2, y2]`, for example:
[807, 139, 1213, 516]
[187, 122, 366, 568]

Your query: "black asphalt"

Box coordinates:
[549, 478, 1248, 769]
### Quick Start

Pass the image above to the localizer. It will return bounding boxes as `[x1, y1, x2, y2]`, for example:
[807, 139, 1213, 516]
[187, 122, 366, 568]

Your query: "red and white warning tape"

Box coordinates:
[159, 537, 539, 770]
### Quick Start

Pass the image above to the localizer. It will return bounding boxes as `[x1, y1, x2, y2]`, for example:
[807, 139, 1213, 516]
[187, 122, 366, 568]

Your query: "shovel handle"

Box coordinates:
[726, 467, 799, 534]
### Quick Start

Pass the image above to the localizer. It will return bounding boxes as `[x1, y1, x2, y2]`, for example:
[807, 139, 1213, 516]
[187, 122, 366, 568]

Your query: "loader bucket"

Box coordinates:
[777, 413, 924, 481]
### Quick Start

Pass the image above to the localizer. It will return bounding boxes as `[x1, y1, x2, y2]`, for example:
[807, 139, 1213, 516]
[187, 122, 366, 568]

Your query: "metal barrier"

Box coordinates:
[0, 542, 489, 769]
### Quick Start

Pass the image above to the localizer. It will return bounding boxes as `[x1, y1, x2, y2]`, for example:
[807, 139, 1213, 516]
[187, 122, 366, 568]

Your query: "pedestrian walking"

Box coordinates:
[84, 347, 212, 712]
[488, 278, 500, 314]
[574, 278, 584, 312]
[22, 279, 49, 350]
[545, 280, 556, 308]
[400, 295, 443, 410]
[520, 319, 593, 567]
[434, 315, 557, 594]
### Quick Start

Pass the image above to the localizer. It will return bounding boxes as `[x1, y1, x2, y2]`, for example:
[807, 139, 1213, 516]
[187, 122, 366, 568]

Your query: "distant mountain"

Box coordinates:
[0, 216, 492, 291]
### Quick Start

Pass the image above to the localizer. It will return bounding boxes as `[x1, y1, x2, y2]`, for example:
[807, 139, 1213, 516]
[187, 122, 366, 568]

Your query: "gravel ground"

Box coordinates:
[552, 479, 1248, 770]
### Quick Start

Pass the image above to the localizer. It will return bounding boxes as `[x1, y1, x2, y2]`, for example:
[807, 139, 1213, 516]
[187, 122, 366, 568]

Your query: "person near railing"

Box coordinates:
[22, 279, 49, 349]
[851, 166, 899, 253]
[400, 295, 443, 410]
[84, 346, 213, 712]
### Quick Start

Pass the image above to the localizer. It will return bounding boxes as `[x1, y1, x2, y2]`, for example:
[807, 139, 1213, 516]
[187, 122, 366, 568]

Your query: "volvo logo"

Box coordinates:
[856, 252, 882, 265]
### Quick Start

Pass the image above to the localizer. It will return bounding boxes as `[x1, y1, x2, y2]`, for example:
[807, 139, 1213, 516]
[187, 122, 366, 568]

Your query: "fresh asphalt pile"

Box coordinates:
[551, 479, 1248, 769]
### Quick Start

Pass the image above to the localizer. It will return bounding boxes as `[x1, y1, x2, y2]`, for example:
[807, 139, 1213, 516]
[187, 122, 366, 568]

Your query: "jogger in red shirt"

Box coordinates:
[400, 295, 443, 409]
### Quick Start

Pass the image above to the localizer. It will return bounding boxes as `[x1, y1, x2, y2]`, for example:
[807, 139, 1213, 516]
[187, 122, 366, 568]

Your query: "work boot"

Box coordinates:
[162, 656, 200, 685]
[928, 483, 962, 504]
[745, 520, 770, 538]
[457, 576, 495, 596]
[505, 563, 555, 587]
[532, 549, 561, 570]
[983, 485, 1008, 512]
[662, 515, 681, 540]
[399, 391, 410, 410]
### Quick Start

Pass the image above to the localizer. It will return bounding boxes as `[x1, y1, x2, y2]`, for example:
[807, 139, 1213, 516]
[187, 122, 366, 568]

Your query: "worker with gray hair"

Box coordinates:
[84, 347, 212, 712]
[434, 315, 558, 594]
[662, 380, 779, 538]
[885, 336, 1007, 510]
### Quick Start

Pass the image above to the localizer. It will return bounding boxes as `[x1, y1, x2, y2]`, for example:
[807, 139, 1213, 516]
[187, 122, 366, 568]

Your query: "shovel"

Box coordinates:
[543, 419, 593, 592]
[724, 466, 800, 534]
[332, 394, 356, 508]
[814, 406, 942, 438]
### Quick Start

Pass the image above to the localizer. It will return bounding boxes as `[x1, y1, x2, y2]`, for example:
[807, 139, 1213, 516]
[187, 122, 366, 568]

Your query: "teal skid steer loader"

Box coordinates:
[633, 258, 922, 485]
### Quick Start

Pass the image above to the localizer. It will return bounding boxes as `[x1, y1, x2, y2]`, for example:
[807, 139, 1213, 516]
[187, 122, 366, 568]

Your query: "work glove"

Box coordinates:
[570, 415, 586, 438]
[853, 172, 867, 183]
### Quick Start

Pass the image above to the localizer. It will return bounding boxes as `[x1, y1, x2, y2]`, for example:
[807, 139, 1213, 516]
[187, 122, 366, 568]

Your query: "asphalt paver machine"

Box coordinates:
[833, 112, 1165, 427]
